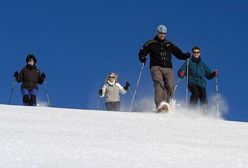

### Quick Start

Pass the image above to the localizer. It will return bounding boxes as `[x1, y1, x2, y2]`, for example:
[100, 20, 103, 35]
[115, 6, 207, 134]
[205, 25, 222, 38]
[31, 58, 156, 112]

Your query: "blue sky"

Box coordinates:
[0, 0, 247, 122]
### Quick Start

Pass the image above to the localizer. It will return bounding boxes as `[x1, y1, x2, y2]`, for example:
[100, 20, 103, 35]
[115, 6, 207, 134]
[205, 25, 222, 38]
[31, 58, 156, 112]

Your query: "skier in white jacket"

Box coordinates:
[99, 72, 129, 111]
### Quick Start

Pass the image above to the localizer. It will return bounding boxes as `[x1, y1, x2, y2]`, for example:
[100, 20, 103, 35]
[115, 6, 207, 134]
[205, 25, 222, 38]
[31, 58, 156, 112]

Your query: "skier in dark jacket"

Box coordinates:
[177, 46, 218, 112]
[139, 24, 190, 112]
[14, 54, 46, 106]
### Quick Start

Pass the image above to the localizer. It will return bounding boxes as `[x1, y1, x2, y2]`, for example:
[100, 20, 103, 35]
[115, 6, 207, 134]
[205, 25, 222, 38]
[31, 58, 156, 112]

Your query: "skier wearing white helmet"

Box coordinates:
[139, 24, 190, 112]
[156, 25, 167, 34]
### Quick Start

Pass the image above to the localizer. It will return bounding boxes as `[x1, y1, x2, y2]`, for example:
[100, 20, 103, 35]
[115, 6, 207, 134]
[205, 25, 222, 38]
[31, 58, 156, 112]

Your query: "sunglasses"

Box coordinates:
[109, 76, 115, 78]
[159, 32, 166, 35]
[193, 51, 200, 54]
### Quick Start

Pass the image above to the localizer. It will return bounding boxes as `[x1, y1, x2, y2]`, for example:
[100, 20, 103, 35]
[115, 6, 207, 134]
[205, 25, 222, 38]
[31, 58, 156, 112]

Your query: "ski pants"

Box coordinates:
[21, 88, 38, 106]
[188, 83, 208, 111]
[150, 66, 174, 108]
[105, 101, 121, 111]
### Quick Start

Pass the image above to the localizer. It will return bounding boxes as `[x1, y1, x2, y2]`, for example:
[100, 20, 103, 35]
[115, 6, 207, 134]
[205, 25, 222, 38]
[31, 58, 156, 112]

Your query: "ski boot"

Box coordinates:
[156, 101, 169, 113]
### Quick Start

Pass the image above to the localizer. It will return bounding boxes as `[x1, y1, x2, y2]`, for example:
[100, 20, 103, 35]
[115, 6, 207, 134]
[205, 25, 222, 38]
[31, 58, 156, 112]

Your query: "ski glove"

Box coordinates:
[14, 71, 18, 78]
[139, 56, 146, 64]
[123, 81, 130, 91]
[178, 71, 185, 78]
[98, 89, 103, 96]
[184, 52, 190, 59]
[213, 69, 218, 77]
[41, 72, 46, 79]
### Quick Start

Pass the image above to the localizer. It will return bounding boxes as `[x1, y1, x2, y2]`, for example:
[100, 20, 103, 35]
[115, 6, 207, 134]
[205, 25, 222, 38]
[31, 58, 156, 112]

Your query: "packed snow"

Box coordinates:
[0, 104, 247, 168]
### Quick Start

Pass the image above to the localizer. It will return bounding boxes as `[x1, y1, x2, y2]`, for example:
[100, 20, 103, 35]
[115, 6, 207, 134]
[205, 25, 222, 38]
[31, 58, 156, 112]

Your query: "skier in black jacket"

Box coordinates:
[139, 25, 190, 112]
[14, 54, 46, 106]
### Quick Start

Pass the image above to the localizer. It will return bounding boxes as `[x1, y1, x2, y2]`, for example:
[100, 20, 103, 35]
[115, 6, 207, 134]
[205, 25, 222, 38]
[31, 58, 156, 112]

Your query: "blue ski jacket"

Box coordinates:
[178, 57, 215, 88]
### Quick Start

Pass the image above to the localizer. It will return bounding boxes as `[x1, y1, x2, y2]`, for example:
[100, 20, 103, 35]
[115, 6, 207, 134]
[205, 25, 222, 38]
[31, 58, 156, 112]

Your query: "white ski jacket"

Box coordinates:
[101, 80, 126, 102]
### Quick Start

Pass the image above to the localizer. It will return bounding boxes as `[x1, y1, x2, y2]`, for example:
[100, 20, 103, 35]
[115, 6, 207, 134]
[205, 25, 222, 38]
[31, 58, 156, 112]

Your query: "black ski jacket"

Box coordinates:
[16, 65, 45, 89]
[139, 36, 188, 68]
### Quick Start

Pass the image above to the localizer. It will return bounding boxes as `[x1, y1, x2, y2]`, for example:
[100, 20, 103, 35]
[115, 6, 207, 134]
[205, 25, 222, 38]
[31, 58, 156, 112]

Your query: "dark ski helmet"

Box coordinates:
[26, 54, 37, 64]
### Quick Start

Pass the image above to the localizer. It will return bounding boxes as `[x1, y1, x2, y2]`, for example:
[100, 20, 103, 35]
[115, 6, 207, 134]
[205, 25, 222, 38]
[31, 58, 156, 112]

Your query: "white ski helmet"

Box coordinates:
[108, 72, 118, 80]
[109, 72, 116, 76]
[156, 25, 167, 34]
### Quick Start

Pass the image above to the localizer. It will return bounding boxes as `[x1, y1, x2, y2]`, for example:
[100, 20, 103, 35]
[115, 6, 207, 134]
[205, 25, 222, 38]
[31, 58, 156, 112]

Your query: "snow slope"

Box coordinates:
[0, 104, 247, 168]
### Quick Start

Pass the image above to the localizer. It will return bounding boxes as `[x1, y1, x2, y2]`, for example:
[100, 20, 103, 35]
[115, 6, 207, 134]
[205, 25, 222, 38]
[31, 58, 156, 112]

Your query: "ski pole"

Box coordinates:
[171, 77, 182, 104]
[44, 80, 51, 106]
[173, 77, 182, 94]
[8, 78, 16, 105]
[96, 95, 100, 110]
[216, 76, 220, 117]
[129, 87, 140, 111]
[129, 63, 145, 112]
[185, 59, 190, 110]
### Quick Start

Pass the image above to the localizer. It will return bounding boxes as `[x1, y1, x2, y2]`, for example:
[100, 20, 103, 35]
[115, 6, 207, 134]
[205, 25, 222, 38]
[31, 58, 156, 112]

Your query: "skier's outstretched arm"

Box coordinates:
[99, 84, 107, 97]
[116, 83, 127, 95]
[166, 41, 190, 60]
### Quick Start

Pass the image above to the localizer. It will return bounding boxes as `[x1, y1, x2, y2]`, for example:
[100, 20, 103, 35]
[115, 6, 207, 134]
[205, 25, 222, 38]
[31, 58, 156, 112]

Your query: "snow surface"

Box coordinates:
[0, 104, 248, 168]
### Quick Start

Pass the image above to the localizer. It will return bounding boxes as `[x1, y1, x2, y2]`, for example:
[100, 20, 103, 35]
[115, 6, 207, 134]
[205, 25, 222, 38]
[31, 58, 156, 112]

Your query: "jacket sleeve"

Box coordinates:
[116, 83, 127, 95]
[166, 41, 188, 60]
[37, 70, 45, 84]
[203, 63, 215, 80]
[138, 40, 152, 62]
[100, 84, 107, 97]
[177, 62, 187, 78]
[16, 69, 24, 83]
